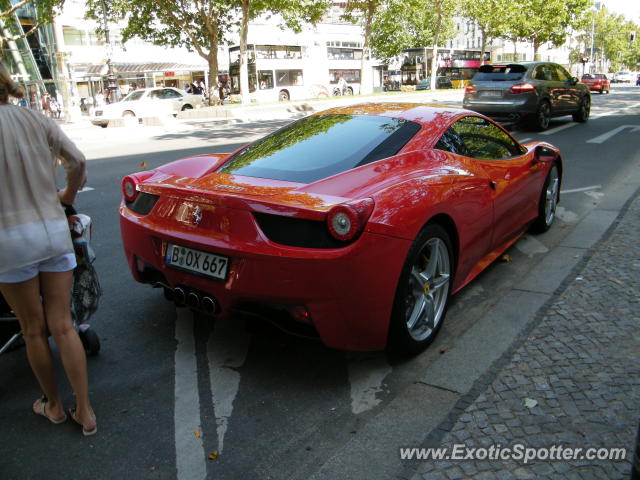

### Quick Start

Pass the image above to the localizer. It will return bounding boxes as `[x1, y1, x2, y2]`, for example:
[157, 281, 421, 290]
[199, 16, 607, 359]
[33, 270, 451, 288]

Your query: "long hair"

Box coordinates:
[0, 62, 25, 103]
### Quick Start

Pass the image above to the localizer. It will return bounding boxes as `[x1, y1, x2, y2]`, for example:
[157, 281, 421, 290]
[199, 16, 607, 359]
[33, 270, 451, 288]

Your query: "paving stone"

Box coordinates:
[410, 194, 640, 479]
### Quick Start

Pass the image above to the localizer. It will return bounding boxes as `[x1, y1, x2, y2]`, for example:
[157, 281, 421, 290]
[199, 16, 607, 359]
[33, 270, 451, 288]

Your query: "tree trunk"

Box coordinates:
[480, 30, 487, 65]
[239, 0, 250, 105]
[206, 52, 219, 107]
[430, 0, 443, 91]
[359, 1, 375, 95]
[533, 38, 541, 61]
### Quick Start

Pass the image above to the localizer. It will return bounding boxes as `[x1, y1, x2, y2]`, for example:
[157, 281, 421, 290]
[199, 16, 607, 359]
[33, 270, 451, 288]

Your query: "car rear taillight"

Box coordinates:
[122, 172, 153, 203]
[464, 84, 476, 94]
[326, 198, 374, 242]
[510, 83, 535, 93]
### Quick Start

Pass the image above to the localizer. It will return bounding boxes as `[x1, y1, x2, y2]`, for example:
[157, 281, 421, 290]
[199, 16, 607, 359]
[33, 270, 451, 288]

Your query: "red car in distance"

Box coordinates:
[120, 103, 562, 354]
[580, 73, 611, 94]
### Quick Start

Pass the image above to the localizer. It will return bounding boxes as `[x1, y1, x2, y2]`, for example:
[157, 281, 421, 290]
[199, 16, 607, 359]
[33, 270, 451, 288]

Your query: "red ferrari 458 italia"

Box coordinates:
[120, 103, 562, 354]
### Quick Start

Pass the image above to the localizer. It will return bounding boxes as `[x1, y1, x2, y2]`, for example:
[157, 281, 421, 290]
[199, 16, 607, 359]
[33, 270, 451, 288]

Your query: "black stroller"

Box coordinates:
[0, 206, 101, 356]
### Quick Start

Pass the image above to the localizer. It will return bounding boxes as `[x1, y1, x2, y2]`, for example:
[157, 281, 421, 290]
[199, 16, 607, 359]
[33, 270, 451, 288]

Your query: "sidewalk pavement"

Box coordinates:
[405, 189, 640, 480]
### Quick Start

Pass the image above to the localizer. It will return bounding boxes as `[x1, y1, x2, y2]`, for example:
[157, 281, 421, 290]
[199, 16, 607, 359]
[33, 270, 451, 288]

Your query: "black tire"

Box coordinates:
[572, 96, 590, 123]
[346, 87, 353, 95]
[388, 224, 453, 356]
[79, 326, 101, 356]
[278, 90, 290, 101]
[181, 104, 193, 111]
[530, 164, 560, 233]
[122, 110, 136, 118]
[531, 100, 551, 131]
[100, 124, 108, 128]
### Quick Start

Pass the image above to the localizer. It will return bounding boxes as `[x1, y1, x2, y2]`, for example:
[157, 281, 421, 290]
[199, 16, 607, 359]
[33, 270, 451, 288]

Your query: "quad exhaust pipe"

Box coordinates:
[172, 287, 218, 315]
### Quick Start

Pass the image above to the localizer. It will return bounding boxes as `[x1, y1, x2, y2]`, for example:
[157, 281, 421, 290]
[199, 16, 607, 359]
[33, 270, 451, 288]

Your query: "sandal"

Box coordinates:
[68, 407, 97, 436]
[33, 395, 67, 424]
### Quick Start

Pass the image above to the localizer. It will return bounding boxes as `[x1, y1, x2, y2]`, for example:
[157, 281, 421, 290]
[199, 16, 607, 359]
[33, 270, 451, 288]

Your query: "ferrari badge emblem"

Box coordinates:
[191, 206, 202, 225]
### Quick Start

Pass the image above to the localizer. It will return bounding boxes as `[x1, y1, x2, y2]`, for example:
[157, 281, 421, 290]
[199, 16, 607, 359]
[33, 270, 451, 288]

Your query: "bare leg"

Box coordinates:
[0, 276, 65, 419]
[39, 271, 96, 432]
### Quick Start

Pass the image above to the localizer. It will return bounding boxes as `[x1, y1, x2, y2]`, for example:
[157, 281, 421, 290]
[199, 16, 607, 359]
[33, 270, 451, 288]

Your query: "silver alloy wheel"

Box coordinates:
[544, 166, 559, 225]
[405, 238, 451, 341]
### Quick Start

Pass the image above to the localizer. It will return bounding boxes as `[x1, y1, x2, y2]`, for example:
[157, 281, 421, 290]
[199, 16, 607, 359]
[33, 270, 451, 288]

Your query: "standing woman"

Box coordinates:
[0, 63, 97, 436]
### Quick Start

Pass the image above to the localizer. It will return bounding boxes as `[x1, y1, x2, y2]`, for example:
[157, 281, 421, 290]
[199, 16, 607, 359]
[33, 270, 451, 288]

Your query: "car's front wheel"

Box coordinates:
[531, 164, 560, 233]
[532, 100, 551, 131]
[388, 224, 453, 355]
[572, 96, 590, 123]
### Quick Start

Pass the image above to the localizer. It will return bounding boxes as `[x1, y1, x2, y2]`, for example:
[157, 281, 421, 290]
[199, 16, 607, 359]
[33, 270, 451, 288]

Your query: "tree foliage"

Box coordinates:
[85, 0, 232, 99]
[569, 6, 640, 72]
[0, 0, 64, 55]
[460, 0, 513, 64]
[503, 0, 590, 59]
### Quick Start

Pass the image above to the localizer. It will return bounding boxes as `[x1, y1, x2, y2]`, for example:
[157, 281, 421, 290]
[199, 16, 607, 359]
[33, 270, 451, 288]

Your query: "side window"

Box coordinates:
[435, 128, 468, 156]
[148, 90, 162, 100]
[451, 116, 525, 160]
[533, 66, 546, 81]
[554, 65, 571, 82]
[162, 89, 182, 99]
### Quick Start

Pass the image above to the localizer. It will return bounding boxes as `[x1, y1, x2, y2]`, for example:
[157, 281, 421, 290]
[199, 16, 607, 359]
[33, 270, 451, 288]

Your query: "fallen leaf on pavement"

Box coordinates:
[194, 428, 201, 438]
[209, 450, 219, 461]
[608, 277, 625, 286]
[439, 347, 446, 354]
[524, 398, 538, 409]
[140, 160, 147, 169]
[149, 466, 156, 471]
[501, 254, 512, 263]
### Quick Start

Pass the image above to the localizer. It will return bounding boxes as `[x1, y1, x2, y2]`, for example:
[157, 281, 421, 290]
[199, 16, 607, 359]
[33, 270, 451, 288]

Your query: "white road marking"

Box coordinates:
[587, 125, 640, 144]
[79, 186, 94, 192]
[584, 190, 605, 200]
[347, 354, 392, 415]
[540, 123, 576, 135]
[555, 206, 579, 223]
[592, 102, 640, 120]
[519, 138, 532, 143]
[515, 235, 549, 257]
[207, 317, 249, 454]
[560, 185, 601, 194]
[174, 309, 207, 480]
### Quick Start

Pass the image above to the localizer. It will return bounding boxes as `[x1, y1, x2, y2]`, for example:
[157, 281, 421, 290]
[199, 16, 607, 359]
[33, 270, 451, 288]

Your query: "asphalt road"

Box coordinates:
[1, 85, 639, 480]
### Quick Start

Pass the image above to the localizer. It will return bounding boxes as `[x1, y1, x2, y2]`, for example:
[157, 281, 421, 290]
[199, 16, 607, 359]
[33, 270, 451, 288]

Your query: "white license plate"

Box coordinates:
[165, 243, 228, 280]
[479, 90, 502, 97]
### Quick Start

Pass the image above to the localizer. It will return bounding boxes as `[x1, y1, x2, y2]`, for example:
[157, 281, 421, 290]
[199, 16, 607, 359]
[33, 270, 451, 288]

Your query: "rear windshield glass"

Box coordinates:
[218, 114, 421, 183]
[473, 64, 527, 81]
[581, 74, 593, 79]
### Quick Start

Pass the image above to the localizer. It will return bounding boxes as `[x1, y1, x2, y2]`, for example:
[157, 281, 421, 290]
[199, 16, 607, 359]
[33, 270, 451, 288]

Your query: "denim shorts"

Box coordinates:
[0, 253, 76, 284]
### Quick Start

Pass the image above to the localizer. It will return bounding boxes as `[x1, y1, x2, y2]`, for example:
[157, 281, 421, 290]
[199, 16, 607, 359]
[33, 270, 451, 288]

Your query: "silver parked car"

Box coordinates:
[462, 62, 591, 131]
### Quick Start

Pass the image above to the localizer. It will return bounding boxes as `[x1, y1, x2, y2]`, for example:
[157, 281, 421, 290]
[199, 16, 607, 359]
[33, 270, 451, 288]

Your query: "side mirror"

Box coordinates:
[533, 146, 556, 164]
[570, 77, 579, 85]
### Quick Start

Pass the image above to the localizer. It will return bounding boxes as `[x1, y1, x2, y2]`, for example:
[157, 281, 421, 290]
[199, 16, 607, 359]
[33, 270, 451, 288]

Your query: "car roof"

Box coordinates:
[312, 102, 468, 125]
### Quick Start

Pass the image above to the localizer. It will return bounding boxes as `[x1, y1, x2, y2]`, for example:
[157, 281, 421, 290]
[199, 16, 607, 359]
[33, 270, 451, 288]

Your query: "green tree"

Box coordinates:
[460, 0, 513, 65]
[86, 0, 232, 104]
[569, 7, 639, 73]
[366, 0, 456, 91]
[1, 0, 64, 59]
[504, 0, 590, 60]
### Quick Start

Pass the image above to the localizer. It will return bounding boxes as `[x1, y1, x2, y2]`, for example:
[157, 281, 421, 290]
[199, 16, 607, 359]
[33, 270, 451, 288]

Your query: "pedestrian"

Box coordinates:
[0, 63, 97, 436]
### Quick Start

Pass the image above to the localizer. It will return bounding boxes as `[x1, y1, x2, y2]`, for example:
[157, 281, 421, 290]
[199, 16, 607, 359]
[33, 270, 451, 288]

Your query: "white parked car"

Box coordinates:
[613, 71, 633, 83]
[91, 87, 203, 127]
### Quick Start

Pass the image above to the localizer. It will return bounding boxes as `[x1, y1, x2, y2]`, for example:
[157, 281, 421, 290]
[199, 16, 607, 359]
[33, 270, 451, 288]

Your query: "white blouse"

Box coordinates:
[0, 104, 86, 274]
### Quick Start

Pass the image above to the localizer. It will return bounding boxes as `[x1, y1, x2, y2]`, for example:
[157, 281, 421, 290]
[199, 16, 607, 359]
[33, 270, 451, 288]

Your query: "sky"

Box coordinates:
[600, 0, 640, 23]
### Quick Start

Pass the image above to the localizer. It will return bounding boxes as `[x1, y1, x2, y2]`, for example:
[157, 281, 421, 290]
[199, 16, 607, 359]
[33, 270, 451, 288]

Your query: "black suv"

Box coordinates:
[462, 62, 591, 130]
